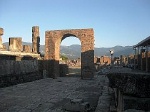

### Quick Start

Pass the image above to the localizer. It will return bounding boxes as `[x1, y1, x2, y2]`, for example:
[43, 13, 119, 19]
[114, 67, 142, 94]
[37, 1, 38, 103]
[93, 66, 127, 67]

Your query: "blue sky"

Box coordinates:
[0, 0, 150, 47]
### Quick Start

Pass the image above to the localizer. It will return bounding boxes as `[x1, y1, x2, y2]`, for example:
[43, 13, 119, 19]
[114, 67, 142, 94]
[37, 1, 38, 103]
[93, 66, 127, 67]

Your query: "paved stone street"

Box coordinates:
[0, 74, 111, 112]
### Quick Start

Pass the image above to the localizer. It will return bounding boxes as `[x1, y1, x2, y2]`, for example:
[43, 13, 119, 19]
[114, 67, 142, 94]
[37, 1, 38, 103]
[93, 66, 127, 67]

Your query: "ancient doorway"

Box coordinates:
[45, 29, 94, 79]
[60, 36, 81, 77]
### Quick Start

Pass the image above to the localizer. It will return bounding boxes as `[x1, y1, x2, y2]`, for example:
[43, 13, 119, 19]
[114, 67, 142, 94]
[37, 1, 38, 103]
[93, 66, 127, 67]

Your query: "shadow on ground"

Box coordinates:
[66, 67, 81, 77]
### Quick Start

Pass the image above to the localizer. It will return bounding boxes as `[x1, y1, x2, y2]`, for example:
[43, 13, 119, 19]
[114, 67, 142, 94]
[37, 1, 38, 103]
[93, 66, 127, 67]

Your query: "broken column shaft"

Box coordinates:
[32, 26, 40, 54]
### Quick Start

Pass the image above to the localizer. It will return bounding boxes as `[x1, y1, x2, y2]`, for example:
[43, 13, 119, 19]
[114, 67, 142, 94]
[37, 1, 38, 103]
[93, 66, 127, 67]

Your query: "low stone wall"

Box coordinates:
[106, 67, 150, 111]
[107, 72, 150, 97]
[0, 60, 43, 87]
[59, 64, 68, 77]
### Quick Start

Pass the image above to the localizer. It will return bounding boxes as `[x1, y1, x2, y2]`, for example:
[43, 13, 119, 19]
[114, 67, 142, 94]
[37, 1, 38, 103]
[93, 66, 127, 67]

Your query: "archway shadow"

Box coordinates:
[66, 67, 81, 77]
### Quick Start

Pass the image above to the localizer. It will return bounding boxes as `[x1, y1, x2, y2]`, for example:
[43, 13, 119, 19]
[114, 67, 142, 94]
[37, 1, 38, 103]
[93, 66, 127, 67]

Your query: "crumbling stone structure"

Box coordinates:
[9, 38, 22, 52]
[0, 27, 40, 60]
[32, 26, 40, 54]
[0, 26, 42, 87]
[45, 29, 95, 79]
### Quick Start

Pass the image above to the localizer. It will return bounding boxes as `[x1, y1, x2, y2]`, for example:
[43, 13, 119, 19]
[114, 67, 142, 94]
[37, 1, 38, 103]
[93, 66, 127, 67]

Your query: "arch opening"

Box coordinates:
[60, 35, 81, 77]
[45, 29, 94, 79]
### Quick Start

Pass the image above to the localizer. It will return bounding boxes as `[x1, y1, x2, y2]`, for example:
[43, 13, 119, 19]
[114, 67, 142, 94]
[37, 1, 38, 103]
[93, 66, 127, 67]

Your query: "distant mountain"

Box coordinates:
[3, 42, 134, 59]
[94, 45, 134, 57]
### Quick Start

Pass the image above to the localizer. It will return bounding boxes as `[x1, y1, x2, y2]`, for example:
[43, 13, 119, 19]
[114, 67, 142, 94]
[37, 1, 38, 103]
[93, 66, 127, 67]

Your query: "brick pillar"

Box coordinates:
[32, 26, 40, 54]
[81, 39, 94, 79]
[146, 45, 149, 72]
[9, 38, 22, 52]
[0, 28, 4, 50]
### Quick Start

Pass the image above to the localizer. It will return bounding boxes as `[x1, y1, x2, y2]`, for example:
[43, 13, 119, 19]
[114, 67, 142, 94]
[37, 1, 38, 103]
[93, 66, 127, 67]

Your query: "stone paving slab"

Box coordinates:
[0, 75, 110, 112]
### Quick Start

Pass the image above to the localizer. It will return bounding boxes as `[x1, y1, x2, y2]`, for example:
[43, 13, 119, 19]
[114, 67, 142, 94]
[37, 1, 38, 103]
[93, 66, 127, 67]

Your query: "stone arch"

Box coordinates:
[45, 29, 94, 79]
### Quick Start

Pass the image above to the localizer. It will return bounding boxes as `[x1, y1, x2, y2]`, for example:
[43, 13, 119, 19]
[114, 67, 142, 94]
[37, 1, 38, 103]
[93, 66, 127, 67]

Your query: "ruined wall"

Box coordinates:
[45, 29, 94, 79]
[0, 60, 43, 87]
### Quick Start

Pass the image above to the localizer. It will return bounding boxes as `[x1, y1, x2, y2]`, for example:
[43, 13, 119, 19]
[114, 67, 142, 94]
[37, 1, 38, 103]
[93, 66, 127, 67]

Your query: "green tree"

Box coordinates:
[60, 55, 68, 60]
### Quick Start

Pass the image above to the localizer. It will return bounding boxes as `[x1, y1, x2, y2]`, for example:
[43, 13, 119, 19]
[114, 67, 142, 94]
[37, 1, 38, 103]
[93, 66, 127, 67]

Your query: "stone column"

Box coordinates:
[146, 45, 149, 72]
[32, 26, 40, 54]
[0, 28, 4, 50]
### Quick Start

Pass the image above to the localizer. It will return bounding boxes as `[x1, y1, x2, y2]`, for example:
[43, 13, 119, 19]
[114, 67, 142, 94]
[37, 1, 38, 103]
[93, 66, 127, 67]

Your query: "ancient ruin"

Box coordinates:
[45, 29, 95, 79]
[0, 27, 40, 60]
[0, 26, 95, 87]
[0, 27, 41, 87]
[0, 25, 150, 111]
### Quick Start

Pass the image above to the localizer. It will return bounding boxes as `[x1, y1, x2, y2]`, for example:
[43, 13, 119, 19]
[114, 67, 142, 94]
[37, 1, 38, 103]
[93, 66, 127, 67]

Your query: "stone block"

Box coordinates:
[23, 45, 31, 53]
[9, 38, 22, 52]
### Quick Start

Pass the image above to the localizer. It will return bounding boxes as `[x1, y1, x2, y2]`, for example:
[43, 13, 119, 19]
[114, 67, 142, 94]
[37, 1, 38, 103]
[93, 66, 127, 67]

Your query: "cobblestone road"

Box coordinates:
[0, 74, 111, 112]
